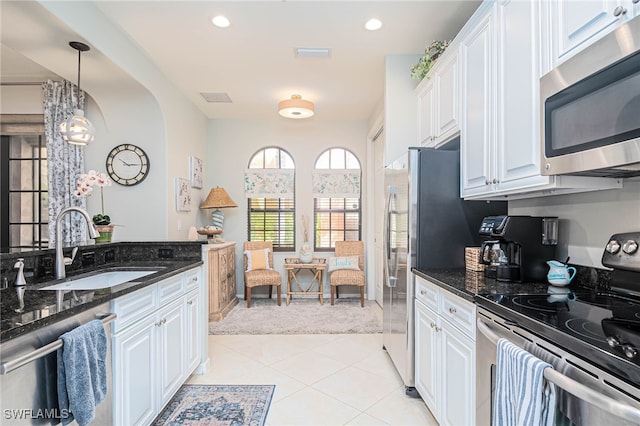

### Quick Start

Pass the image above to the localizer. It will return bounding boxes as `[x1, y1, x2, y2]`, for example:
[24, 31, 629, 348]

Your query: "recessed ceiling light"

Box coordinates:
[211, 15, 230, 28]
[365, 18, 382, 31]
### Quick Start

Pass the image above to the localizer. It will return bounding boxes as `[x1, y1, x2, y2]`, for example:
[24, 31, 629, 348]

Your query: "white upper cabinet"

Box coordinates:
[417, 51, 460, 147]
[459, 0, 622, 199]
[460, 7, 495, 195]
[417, 79, 435, 147]
[550, 0, 640, 67]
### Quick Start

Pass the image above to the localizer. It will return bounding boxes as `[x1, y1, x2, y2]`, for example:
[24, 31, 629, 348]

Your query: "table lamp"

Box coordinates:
[199, 187, 238, 242]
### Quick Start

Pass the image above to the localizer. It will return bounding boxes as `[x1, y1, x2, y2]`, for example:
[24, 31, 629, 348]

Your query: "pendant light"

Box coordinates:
[59, 41, 95, 146]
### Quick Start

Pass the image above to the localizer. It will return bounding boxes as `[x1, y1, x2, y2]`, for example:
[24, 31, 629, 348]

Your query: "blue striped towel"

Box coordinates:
[57, 320, 107, 426]
[493, 338, 556, 426]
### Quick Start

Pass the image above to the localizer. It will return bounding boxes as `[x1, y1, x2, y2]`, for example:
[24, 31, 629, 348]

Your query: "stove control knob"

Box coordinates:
[622, 240, 638, 254]
[606, 336, 619, 347]
[622, 344, 637, 359]
[606, 240, 621, 254]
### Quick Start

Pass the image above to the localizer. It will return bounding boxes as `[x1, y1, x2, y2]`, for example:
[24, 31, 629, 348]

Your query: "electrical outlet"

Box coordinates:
[159, 248, 174, 259]
[82, 251, 96, 267]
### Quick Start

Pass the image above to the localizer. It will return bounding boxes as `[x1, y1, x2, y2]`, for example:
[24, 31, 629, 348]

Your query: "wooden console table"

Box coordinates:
[204, 241, 238, 321]
[284, 258, 326, 305]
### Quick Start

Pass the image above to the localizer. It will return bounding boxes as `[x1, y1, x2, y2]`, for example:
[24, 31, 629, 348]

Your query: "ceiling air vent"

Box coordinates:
[295, 48, 331, 58]
[200, 92, 232, 103]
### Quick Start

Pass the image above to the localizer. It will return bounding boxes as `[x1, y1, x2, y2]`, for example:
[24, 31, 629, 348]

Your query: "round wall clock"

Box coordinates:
[106, 144, 150, 186]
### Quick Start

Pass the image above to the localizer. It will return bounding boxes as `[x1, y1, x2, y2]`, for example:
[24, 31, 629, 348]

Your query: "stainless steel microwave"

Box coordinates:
[540, 15, 640, 178]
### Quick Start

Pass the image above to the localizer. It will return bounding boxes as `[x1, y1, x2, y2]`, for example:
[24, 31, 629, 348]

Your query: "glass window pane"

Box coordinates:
[315, 152, 330, 169]
[249, 150, 264, 168]
[9, 193, 32, 222]
[281, 151, 295, 169]
[329, 148, 345, 169]
[41, 160, 48, 190]
[330, 213, 344, 229]
[345, 231, 359, 241]
[345, 152, 360, 169]
[10, 160, 35, 190]
[264, 148, 279, 168]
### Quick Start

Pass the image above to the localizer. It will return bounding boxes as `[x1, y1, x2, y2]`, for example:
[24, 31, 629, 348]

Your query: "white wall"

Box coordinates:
[509, 180, 640, 268]
[384, 55, 420, 164]
[207, 119, 369, 297]
[3, 1, 210, 241]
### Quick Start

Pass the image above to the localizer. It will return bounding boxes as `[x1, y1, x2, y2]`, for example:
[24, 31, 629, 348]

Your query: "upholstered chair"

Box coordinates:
[329, 241, 365, 307]
[243, 241, 282, 308]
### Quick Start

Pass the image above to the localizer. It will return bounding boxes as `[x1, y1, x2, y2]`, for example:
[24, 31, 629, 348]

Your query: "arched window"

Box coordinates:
[246, 147, 295, 251]
[313, 148, 361, 250]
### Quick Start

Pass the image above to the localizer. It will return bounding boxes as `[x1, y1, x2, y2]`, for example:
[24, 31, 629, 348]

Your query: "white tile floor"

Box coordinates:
[187, 334, 438, 425]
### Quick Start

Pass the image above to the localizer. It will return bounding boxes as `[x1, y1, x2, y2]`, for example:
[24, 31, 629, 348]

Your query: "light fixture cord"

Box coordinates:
[76, 48, 82, 109]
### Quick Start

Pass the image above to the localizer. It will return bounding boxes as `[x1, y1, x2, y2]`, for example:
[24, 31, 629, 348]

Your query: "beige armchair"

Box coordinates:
[243, 241, 282, 308]
[330, 241, 365, 307]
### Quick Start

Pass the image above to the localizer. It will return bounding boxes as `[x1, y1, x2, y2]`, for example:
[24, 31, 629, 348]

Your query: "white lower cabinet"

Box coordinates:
[415, 276, 475, 426]
[112, 268, 202, 426]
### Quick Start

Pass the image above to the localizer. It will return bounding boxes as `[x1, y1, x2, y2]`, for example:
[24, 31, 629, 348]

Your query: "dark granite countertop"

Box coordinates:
[1, 260, 202, 343]
[412, 268, 594, 303]
[0, 242, 205, 343]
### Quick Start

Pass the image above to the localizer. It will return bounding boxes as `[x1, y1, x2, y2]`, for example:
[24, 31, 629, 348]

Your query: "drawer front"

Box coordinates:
[111, 285, 157, 333]
[184, 268, 201, 293]
[415, 276, 439, 312]
[158, 275, 184, 306]
[440, 292, 476, 339]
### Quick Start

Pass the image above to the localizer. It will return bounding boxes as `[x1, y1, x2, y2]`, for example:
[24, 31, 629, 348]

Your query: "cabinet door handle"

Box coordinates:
[187, 300, 193, 305]
[449, 307, 457, 314]
[420, 290, 426, 296]
[613, 5, 627, 16]
[485, 180, 491, 186]
[162, 318, 167, 324]
[435, 326, 442, 332]
[492, 178, 499, 184]
[191, 277, 198, 283]
[155, 321, 162, 327]
[430, 322, 436, 328]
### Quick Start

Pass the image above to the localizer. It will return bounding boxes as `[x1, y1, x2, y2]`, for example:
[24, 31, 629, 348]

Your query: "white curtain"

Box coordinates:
[312, 169, 361, 198]
[42, 80, 87, 247]
[244, 169, 295, 199]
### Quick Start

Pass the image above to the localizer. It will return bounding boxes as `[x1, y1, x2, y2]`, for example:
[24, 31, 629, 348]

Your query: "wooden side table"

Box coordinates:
[284, 258, 326, 305]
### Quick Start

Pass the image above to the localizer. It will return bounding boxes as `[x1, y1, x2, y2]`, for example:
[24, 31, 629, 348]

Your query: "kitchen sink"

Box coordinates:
[38, 269, 160, 291]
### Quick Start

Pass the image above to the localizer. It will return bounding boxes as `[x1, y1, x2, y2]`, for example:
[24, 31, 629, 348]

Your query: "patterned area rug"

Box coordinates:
[210, 298, 383, 335]
[153, 384, 274, 426]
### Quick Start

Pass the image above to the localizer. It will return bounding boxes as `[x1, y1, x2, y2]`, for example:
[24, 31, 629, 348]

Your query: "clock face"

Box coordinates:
[106, 144, 150, 186]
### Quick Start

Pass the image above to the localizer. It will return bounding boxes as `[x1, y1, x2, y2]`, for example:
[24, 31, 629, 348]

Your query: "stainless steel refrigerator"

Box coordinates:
[382, 147, 506, 395]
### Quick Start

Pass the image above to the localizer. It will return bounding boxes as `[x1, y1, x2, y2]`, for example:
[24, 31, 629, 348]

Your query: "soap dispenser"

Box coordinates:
[13, 258, 26, 286]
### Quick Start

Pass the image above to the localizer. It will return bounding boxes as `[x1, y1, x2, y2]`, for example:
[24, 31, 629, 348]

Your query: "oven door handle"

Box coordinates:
[0, 312, 117, 375]
[477, 318, 640, 424]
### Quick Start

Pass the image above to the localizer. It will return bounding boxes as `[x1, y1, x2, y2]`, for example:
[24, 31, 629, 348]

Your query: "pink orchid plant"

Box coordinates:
[75, 170, 113, 225]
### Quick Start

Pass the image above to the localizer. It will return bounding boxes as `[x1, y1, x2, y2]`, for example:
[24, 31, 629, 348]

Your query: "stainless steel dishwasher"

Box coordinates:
[0, 303, 116, 425]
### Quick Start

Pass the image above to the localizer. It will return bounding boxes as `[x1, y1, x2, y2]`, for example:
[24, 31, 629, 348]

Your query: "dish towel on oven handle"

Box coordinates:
[493, 338, 557, 426]
[57, 319, 108, 426]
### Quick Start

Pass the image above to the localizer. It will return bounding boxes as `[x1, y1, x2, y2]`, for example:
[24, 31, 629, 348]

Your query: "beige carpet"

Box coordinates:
[209, 298, 383, 335]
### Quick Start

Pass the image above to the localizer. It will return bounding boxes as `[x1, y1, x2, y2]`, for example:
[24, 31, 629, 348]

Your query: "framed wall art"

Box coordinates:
[176, 177, 192, 211]
[190, 156, 203, 189]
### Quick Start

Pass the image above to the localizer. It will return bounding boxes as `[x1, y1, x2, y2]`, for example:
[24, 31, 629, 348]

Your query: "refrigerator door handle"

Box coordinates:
[383, 186, 396, 288]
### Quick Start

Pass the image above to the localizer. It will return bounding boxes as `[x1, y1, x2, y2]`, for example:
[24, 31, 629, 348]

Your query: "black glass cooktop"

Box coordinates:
[476, 288, 640, 387]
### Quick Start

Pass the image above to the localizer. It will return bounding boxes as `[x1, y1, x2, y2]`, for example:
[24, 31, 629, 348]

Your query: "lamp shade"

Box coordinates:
[278, 94, 314, 119]
[200, 187, 238, 209]
[60, 108, 95, 145]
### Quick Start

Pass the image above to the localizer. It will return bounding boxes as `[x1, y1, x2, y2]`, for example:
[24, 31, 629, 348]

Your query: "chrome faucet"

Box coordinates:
[55, 206, 100, 279]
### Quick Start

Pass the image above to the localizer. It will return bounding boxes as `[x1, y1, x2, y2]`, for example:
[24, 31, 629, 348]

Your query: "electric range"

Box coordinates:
[476, 231, 640, 388]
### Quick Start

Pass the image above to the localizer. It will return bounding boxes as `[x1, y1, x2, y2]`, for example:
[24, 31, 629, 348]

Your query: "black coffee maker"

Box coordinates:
[479, 215, 558, 282]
